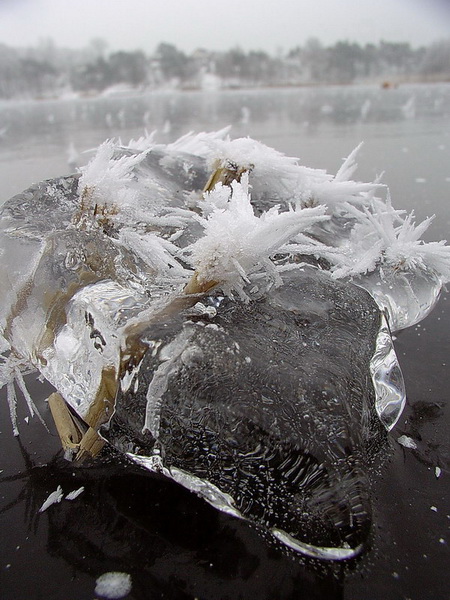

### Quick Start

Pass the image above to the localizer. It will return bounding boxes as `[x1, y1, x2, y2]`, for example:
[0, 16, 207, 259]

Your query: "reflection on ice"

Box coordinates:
[0, 130, 449, 560]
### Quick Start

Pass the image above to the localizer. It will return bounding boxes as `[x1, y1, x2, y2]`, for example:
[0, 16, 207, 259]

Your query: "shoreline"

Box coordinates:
[1, 77, 450, 104]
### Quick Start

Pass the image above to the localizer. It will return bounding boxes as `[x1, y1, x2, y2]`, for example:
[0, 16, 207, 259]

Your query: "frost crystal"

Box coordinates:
[204, 135, 301, 175]
[164, 126, 230, 155]
[184, 173, 328, 298]
[0, 353, 46, 435]
[1, 129, 449, 435]
[333, 197, 450, 281]
[78, 140, 146, 211]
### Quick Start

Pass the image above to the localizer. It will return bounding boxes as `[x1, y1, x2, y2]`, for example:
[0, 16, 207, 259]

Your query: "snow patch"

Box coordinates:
[95, 572, 132, 599]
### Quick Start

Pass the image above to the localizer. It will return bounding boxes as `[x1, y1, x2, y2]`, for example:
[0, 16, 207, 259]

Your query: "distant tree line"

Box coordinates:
[0, 36, 449, 99]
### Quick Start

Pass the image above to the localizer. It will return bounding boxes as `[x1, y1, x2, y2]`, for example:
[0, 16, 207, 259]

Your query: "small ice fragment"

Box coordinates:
[65, 486, 85, 500]
[24, 417, 29, 424]
[435, 466, 442, 478]
[39, 485, 64, 512]
[187, 302, 217, 318]
[431, 506, 437, 512]
[439, 538, 445, 544]
[397, 435, 418, 450]
[95, 572, 132, 599]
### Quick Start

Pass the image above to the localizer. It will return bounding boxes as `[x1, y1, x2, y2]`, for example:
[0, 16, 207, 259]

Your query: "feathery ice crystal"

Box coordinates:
[184, 173, 328, 299]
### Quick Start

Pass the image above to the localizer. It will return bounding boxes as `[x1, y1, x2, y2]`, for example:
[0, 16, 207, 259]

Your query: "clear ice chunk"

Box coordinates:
[1, 133, 448, 560]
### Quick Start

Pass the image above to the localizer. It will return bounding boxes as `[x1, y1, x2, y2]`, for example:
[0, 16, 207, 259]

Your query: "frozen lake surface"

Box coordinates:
[0, 84, 449, 599]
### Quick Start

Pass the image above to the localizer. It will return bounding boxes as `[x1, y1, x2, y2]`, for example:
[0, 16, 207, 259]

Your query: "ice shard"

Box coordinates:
[1, 130, 448, 560]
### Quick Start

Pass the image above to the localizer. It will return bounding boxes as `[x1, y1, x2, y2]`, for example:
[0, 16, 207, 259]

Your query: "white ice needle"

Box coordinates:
[39, 485, 64, 513]
[65, 486, 85, 500]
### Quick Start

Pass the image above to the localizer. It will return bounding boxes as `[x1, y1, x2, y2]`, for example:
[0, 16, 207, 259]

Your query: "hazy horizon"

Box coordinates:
[1, 0, 449, 55]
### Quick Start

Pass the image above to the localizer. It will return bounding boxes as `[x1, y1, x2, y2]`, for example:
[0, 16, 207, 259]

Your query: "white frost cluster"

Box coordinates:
[78, 140, 147, 212]
[158, 130, 381, 211]
[78, 139, 191, 231]
[203, 134, 301, 176]
[77, 130, 450, 291]
[183, 173, 328, 298]
[331, 197, 450, 281]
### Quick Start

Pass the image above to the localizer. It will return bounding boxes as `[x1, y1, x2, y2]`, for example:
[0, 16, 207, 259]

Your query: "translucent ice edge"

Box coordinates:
[271, 529, 363, 560]
[352, 266, 444, 333]
[370, 313, 406, 430]
[126, 452, 363, 561]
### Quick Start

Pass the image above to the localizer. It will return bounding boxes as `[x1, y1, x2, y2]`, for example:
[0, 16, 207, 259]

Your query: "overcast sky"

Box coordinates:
[0, 0, 449, 54]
